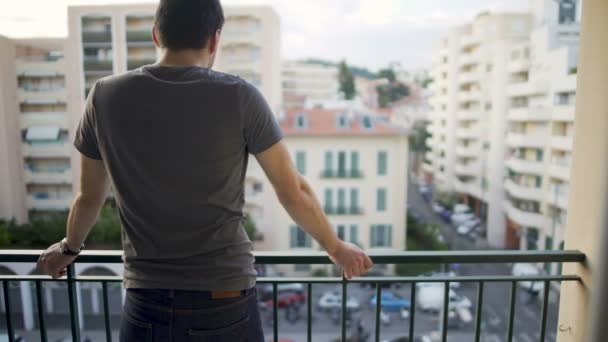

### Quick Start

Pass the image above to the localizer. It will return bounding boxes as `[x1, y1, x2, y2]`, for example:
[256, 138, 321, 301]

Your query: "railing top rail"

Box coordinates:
[0, 249, 586, 264]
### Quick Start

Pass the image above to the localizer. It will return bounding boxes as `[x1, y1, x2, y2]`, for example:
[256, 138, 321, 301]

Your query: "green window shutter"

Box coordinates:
[387, 225, 392, 247]
[370, 225, 376, 247]
[290, 226, 297, 248]
[350, 188, 359, 211]
[377, 188, 387, 211]
[350, 225, 358, 245]
[337, 225, 346, 240]
[338, 188, 346, 210]
[295, 151, 306, 175]
[350, 151, 359, 175]
[305, 232, 312, 248]
[338, 151, 346, 176]
[324, 151, 333, 173]
[535, 176, 542, 188]
[324, 189, 333, 208]
[378, 151, 388, 175]
[536, 149, 544, 162]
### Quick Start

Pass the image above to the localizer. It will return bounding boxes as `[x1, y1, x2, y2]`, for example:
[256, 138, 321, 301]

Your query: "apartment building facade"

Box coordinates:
[424, 12, 533, 247]
[264, 108, 408, 273]
[0, 36, 70, 222]
[504, 0, 579, 254]
[282, 60, 339, 109]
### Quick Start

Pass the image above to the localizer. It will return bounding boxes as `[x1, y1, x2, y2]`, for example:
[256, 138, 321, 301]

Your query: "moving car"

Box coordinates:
[369, 291, 411, 311]
[318, 291, 360, 311]
[417, 286, 472, 313]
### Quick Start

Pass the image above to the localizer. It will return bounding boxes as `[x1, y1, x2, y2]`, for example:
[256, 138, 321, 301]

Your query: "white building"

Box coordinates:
[282, 60, 339, 109]
[259, 108, 409, 273]
[503, 0, 580, 253]
[424, 12, 533, 247]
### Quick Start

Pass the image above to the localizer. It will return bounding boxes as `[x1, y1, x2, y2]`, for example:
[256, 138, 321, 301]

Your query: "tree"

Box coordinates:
[338, 60, 356, 100]
[376, 82, 410, 108]
[244, 215, 257, 242]
[377, 68, 397, 83]
[409, 121, 431, 152]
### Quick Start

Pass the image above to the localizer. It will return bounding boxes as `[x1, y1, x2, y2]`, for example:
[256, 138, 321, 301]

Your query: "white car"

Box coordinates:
[318, 291, 360, 311]
[452, 204, 472, 214]
[457, 219, 480, 236]
[451, 213, 476, 226]
[416, 272, 461, 289]
[512, 263, 544, 294]
[431, 202, 445, 214]
[277, 283, 304, 293]
[417, 286, 472, 312]
[381, 310, 391, 325]
[400, 307, 410, 320]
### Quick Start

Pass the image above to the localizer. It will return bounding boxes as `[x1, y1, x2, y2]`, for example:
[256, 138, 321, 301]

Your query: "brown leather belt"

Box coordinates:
[210, 290, 243, 299]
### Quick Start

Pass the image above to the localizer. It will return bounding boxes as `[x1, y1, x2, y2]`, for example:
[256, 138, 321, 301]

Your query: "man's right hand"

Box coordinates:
[327, 241, 374, 279]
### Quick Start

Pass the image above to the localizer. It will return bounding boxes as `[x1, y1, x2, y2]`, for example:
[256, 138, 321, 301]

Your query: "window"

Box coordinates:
[526, 228, 539, 250]
[324, 189, 333, 209]
[377, 151, 388, 175]
[535, 176, 542, 188]
[336, 114, 348, 129]
[295, 151, 306, 175]
[337, 224, 359, 244]
[337, 188, 346, 211]
[486, 64, 493, 72]
[350, 225, 359, 245]
[536, 149, 544, 162]
[295, 113, 307, 129]
[362, 116, 373, 129]
[370, 225, 392, 247]
[295, 264, 311, 272]
[290, 225, 312, 248]
[377, 188, 387, 211]
[485, 103, 492, 111]
[337, 225, 346, 240]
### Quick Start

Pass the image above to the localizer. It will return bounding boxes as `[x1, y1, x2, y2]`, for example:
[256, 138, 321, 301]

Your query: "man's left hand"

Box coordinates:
[37, 242, 78, 279]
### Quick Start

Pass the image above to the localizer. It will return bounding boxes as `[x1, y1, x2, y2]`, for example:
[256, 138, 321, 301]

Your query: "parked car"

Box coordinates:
[318, 291, 360, 311]
[359, 270, 394, 289]
[452, 204, 472, 214]
[438, 208, 452, 222]
[265, 291, 306, 308]
[431, 202, 445, 214]
[457, 218, 480, 236]
[277, 283, 304, 293]
[512, 263, 545, 294]
[369, 291, 411, 311]
[418, 185, 431, 195]
[451, 212, 476, 226]
[417, 286, 472, 313]
[416, 272, 461, 289]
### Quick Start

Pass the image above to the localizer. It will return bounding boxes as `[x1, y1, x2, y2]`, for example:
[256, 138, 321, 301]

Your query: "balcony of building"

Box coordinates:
[503, 200, 546, 229]
[17, 88, 66, 104]
[456, 89, 482, 104]
[455, 144, 480, 158]
[549, 157, 571, 180]
[21, 141, 70, 158]
[19, 113, 69, 130]
[323, 205, 364, 216]
[507, 106, 552, 122]
[83, 57, 113, 72]
[25, 193, 72, 211]
[454, 178, 482, 198]
[456, 110, 481, 121]
[23, 169, 72, 185]
[546, 184, 570, 211]
[506, 157, 545, 175]
[458, 69, 481, 86]
[459, 33, 481, 48]
[506, 132, 547, 148]
[458, 51, 481, 68]
[16, 59, 65, 77]
[551, 104, 575, 122]
[454, 161, 481, 177]
[455, 125, 480, 139]
[81, 29, 112, 47]
[550, 135, 573, 151]
[504, 179, 544, 202]
[508, 58, 530, 74]
[508, 80, 549, 98]
[126, 28, 154, 45]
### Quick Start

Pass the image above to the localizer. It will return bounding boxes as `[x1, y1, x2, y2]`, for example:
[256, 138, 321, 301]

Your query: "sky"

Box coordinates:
[0, 0, 530, 70]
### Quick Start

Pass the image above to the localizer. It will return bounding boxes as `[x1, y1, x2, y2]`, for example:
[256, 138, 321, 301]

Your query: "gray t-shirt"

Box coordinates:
[74, 65, 283, 291]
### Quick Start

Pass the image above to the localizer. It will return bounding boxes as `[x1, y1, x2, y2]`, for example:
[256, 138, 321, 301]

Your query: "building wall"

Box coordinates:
[282, 61, 339, 107]
[269, 134, 408, 273]
[0, 36, 27, 223]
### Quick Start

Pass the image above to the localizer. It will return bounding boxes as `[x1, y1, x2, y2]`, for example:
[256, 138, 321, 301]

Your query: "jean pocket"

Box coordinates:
[188, 314, 250, 336]
[120, 310, 153, 342]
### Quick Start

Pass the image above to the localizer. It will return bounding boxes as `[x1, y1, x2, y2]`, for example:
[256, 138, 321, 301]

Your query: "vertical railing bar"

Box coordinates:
[35, 281, 47, 342]
[2, 281, 15, 342]
[67, 264, 81, 342]
[341, 274, 347, 342]
[474, 281, 484, 342]
[539, 280, 550, 342]
[102, 282, 112, 342]
[375, 283, 382, 342]
[307, 283, 312, 342]
[441, 281, 450, 342]
[272, 282, 278, 342]
[409, 282, 416, 341]
[507, 280, 517, 342]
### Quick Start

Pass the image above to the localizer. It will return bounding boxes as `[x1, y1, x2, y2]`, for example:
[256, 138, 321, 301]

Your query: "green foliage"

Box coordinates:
[311, 268, 329, 277]
[303, 58, 377, 79]
[433, 191, 460, 208]
[376, 82, 410, 108]
[397, 213, 448, 276]
[409, 121, 431, 152]
[338, 60, 356, 100]
[421, 77, 434, 88]
[243, 215, 257, 242]
[377, 68, 397, 83]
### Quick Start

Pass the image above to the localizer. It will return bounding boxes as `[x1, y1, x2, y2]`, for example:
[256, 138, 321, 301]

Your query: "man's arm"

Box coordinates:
[255, 141, 374, 279]
[38, 154, 110, 278]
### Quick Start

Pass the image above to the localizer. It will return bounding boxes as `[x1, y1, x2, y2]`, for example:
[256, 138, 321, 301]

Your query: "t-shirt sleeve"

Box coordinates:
[239, 81, 283, 154]
[74, 82, 103, 160]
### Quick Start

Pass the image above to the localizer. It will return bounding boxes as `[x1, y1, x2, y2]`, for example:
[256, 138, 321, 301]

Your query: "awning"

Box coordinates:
[23, 99, 64, 105]
[25, 126, 60, 141]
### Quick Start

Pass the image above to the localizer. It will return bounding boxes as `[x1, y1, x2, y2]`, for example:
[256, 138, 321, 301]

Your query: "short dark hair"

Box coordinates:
[154, 0, 225, 50]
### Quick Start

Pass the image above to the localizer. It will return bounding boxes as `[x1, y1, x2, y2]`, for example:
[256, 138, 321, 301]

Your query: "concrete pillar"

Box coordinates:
[556, 0, 608, 341]
[19, 282, 34, 331]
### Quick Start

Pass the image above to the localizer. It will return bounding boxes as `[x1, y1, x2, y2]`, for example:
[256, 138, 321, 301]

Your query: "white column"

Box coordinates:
[556, 0, 608, 340]
[19, 282, 34, 331]
[91, 285, 100, 314]
[76, 282, 85, 330]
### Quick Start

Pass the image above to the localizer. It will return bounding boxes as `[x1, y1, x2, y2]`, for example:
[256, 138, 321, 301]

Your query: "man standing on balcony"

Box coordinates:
[36, 0, 373, 341]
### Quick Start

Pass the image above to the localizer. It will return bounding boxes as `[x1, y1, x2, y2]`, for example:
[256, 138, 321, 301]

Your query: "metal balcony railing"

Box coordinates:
[0, 250, 584, 342]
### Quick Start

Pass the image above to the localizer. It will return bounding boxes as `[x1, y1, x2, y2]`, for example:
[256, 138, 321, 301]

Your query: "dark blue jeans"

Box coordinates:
[120, 287, 265, 342]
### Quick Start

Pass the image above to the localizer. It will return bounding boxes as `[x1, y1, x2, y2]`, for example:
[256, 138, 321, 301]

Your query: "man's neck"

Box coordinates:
[156, 49, 213, 68]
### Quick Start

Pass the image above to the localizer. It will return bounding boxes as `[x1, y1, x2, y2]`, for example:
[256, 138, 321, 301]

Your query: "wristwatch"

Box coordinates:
[59, 238, 84, 256]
